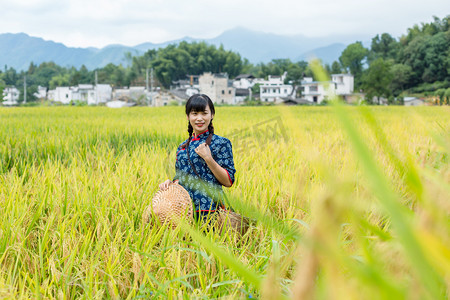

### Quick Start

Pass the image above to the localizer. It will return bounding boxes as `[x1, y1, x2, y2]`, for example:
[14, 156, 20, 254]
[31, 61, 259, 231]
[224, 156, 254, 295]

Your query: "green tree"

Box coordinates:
[339, 42, 369, 87]
[421, 32, 449, 83]
[444, 88, 450, 105]
[145, 42, 244, 88]
[331, 61, 342, 74]
[251, 83, 261, 95]
[0, 78, 5, 102]
[31, 62, 64, 87]
[49, 74, 71, 89]
[362, 58, 393, 104]
[223, 52, 243, 78]
[401, 15, 450, 44]
[389, 64, 413, 95]
[2, 67, 18, 86]
[69, 65, 93, 86]
[285, 61, 308, 83]
[241, 58, 258, 74]
[401, 35, 429, 85]
[401, 32, 450, 85]
[27, 62, 37, 75]
[369, 33, 399, 62]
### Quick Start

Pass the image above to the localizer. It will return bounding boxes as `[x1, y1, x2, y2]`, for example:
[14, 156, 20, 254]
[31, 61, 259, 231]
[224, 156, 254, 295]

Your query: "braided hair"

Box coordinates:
[181, 94, 215, 150]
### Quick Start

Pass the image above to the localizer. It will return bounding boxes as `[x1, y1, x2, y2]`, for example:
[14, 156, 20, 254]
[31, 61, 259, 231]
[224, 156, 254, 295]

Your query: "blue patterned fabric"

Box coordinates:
[173, 130, 236, 212]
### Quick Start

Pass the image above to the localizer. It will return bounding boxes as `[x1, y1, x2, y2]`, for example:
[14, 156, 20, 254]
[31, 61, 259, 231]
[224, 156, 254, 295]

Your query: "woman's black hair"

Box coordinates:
[181, 94, 215, 149]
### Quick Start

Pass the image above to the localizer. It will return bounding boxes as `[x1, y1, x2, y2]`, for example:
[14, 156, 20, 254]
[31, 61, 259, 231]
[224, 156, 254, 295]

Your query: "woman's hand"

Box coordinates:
[195, 143, 233, 187]
[195, 143, 212, 161]
[159, 179, 178, 191]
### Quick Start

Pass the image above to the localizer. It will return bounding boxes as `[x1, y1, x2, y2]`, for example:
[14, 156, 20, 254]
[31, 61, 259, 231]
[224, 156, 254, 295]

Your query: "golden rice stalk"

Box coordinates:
[132, 252, 142, 283]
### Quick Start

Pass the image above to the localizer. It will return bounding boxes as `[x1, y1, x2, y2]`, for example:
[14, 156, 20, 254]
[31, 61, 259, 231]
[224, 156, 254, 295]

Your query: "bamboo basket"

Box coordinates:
[216, 208, 250, 235]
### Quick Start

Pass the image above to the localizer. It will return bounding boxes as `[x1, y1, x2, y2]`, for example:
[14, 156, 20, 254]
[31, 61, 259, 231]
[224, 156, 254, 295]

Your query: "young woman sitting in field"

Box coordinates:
[159, 94, 236, 222]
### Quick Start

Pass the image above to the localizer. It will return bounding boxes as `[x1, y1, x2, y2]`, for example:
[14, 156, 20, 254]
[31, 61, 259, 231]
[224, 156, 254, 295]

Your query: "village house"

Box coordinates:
[43, 72, 354, 107]
[72, 84, 96, 104]
[152, 91, 172, 107]
[112, 87, 186, 107]
[233, 74, 266, 103]
[169, 88, 190, 103]
[234, 88, 251, 103]
[298, 74, 354, 104]
[233, 74, 256, 89]
[33, 86, 47, 100]
[199, 72, 235, 104]
[2, 87, 20, 106]
[48, 87, 72, 104]
[403, 97, 425, 106]
[113, 87, 148, 104]
[172, 75, 200, 89]
[153, 90, 185, 106]
[48, 84, 112, 105]
[260, 72, 294, 103]
[170, 75, 200, 101]
[300, 77, 335, 104]
[92, 84, 112, 104]
[332, 74, 354, 102]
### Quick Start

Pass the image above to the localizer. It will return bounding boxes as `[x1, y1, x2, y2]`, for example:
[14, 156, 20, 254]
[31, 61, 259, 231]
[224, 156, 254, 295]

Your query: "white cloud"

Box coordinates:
[0, 0, 449, 47]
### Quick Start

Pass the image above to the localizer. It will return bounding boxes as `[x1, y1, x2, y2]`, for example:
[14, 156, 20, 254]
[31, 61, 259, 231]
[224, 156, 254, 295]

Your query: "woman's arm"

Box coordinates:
[203, 156, 233, 187]
[195, 143, 233, 187]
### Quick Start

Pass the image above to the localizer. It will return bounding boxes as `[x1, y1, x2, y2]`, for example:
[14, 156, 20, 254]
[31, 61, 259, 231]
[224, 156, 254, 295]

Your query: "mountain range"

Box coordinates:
[0, 28, 371, 70]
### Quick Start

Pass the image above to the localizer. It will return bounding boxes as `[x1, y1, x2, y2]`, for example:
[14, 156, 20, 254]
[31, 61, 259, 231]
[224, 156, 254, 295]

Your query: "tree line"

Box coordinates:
[340, 15, 450, 104]
[1, 15, 448, 104]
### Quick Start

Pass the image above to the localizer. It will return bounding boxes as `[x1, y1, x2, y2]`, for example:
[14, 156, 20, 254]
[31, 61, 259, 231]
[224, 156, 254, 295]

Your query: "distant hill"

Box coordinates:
[0, 33, 141, 70]
[297, 43, 348, 62]
[0, 29, 370, 70]
[208, 27, 351, 63]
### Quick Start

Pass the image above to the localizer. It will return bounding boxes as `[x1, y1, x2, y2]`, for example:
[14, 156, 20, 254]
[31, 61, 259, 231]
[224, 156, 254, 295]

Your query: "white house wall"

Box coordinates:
[52, 87, 72, 104]
[332, 74, 354, 95]
[2, 87, 20, 105]
[302, 83, 336, 104]
[260, 84, 293, 102]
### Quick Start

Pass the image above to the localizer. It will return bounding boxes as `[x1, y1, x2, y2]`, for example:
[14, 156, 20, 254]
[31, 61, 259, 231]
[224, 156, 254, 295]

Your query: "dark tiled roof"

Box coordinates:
[169, 88, 189, 100]
[235, 88, 250, 96]
[213, 73, 228, 78]
[172, 79, 190, 85]
[281, 96, 312, 105]
[235, 74, 255, 80]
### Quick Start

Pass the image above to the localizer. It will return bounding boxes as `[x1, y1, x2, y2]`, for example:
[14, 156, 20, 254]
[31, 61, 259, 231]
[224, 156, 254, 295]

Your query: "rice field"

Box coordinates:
[0, 104, 449, 299]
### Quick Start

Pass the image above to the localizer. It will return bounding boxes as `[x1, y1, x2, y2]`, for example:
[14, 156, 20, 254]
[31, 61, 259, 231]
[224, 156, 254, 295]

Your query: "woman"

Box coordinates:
[159, 94, 236, 221]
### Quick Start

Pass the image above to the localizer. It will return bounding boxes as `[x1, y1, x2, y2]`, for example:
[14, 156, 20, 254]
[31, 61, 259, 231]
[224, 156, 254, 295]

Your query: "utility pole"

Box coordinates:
[146, 68, 149, 106]
[23, 75, 27, 104]
[248, 87, 252, 102]
[95, 71, 98, 105]
[150, 68, 154, 106]
[146, 68, 149, 91]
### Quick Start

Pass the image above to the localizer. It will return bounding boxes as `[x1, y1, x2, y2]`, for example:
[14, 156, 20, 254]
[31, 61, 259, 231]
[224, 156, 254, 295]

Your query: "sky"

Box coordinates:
[0, 0, 449, 48]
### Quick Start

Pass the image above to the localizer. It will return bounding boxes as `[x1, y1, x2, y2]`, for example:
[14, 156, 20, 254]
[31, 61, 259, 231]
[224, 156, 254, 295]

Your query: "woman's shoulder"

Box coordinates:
[211, 134, 232, 145]
[212, 134, 231, 143]
[177, 138, 189, 149]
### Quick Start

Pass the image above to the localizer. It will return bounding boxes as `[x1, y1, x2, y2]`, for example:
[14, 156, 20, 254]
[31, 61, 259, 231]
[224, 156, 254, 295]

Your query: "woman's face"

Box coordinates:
[187, 104, 214, 135]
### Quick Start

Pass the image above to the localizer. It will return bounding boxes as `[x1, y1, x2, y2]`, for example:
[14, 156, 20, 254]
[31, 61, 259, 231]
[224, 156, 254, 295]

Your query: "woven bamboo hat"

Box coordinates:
[143, 182, 193, 228]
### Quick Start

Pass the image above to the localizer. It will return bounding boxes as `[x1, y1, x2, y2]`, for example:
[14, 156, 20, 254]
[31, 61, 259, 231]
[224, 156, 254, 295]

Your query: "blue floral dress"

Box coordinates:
[173, 130, 236, 212]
